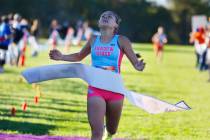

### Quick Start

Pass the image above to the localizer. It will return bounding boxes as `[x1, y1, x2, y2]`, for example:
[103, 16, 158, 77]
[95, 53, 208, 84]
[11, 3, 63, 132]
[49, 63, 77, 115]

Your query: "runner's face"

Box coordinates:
[158, 27, 164, 34]
[98, 12, 117, 36]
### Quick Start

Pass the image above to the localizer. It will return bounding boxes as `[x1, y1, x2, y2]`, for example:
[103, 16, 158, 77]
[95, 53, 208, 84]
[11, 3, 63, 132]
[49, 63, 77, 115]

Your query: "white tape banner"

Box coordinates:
[21, 63, 191, 114]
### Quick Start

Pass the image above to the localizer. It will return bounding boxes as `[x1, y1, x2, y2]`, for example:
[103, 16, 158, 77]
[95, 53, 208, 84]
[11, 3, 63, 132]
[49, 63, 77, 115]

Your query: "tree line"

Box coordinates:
[0, 0, 209, 44]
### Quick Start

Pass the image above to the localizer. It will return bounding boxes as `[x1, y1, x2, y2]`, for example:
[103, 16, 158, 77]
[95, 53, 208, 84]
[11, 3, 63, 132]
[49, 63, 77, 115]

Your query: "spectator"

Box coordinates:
[0, 15, 12, 73]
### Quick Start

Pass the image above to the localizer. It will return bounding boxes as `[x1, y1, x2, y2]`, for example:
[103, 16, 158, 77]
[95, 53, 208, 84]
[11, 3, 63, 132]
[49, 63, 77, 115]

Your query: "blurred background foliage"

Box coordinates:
[0, 0, 210, 44]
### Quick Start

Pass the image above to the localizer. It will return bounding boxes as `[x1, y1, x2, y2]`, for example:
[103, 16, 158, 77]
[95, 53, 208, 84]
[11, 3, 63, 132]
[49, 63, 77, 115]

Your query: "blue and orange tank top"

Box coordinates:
[91, 35, 124, 73]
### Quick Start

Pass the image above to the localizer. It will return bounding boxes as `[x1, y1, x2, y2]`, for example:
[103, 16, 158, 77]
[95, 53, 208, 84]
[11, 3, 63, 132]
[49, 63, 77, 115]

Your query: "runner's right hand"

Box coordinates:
[49, 49, 63, 60]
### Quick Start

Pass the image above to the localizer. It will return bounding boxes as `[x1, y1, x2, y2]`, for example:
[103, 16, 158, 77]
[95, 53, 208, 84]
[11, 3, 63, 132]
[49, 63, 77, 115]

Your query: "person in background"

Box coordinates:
[83, 21, 93, 41]
[73, 19, 83, 46]
[206, 22, 210, 82]
[64, 22, 75, 52]
[48, 19, 61, 49]
[189, 29, 200, 68]
[9, 13, 23, 66]
[151, 26, 168, 62]
[7, 13, 14, 26]
[0, 15, 12, 73]
[29, 19, 39, 57]
[17, 18, 30, 67]
[64, 20, 93, 51]
[189, 27, 208, 71]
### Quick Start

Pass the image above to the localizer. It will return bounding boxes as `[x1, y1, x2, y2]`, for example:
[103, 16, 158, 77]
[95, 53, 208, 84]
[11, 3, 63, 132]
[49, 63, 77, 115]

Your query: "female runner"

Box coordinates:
[49, 11, 146, 140]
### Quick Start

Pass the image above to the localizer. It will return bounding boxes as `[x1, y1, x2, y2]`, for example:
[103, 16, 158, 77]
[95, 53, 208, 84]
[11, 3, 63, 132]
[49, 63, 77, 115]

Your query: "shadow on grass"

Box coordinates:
[0, 94, 88, 123]
[0, 113, 88, 123]
[0, 106, 88, 124]
[29, 103, 87, 114]
[0, 93, 86, 108]
[0, 119, 55, 135]
[3, 68, 20, 75]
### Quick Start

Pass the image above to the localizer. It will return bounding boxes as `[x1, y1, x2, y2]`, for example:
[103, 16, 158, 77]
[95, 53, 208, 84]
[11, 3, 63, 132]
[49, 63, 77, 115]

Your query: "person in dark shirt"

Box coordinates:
[0, 15, 12, 73]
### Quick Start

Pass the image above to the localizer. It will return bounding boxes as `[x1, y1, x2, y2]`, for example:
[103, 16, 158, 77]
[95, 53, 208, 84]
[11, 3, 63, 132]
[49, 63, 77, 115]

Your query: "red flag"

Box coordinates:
[11, 107, 16, 116]
[34, 96, 39, 104]
[22, 102, 27, 111]
[19, 33, 27, 67]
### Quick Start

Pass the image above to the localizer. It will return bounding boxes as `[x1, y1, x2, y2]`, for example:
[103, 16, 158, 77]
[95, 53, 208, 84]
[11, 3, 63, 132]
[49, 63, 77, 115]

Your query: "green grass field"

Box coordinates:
[0, 43, 210, 140]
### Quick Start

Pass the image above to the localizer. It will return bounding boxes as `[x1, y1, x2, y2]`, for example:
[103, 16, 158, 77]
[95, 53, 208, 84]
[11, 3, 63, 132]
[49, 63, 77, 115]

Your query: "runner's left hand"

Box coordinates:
[135, 60, 146, 71]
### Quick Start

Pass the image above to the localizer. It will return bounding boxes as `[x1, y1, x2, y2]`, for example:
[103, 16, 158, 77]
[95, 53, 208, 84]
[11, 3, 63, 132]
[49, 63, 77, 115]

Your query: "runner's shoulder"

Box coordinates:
[118, 35, 131, 47]
[89, 35, 97, 45]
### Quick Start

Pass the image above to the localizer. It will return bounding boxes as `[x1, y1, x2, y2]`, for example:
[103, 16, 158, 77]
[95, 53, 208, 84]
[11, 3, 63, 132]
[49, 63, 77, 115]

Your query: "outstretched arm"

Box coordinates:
[49, 36, 96, 62]
[119, 36, 146, 71]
